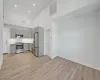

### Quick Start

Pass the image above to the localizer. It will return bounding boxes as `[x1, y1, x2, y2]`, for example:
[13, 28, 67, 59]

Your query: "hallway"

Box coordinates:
[0, 53, 100, 80]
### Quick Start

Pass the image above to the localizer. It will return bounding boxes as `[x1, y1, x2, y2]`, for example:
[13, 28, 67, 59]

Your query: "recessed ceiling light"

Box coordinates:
[33, 4, 35, 6]
[28, 10, 31, 13]
[14, 5, 18, 7]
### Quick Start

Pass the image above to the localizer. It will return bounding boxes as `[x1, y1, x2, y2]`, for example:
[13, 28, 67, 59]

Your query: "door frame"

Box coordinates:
[46, 29, 51, 56]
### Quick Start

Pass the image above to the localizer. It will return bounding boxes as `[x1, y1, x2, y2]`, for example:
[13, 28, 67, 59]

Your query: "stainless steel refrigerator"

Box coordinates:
[33, 32, 39, 57]
[33, 27, 44, 57]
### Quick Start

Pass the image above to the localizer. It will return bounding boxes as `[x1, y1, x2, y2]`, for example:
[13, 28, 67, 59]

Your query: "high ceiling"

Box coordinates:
[4, 0, 53, 19]
[4, 0, 53, 26]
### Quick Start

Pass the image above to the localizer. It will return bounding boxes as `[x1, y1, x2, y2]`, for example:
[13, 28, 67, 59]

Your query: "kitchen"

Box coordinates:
[3, 24, 45, 57]
[3, 24, 34, 54]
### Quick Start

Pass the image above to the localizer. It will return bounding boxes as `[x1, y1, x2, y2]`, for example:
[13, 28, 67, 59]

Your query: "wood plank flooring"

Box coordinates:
[0, 53, 51, 80]
[0, 53, 100, 80]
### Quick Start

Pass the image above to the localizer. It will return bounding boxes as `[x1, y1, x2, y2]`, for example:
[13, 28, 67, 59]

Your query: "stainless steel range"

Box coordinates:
[16, 43, 24, 53]
[16, 34, 24, 53]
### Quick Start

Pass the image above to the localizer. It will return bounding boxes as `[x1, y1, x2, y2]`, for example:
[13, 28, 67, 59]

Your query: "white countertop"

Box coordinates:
[8, 38, 34, 44]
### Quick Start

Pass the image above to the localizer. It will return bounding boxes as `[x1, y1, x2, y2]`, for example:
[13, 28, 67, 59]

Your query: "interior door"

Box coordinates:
[46, 29, 51, 56]
[3, 29, 8, 54]
[34, 32, 39, 57]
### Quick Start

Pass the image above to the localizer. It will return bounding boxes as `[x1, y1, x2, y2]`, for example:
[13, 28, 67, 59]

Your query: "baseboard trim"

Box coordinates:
[3, 53, 8, 55]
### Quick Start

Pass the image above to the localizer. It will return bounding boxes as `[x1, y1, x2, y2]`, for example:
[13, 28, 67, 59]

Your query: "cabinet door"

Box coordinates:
[11, 29, 16, 38]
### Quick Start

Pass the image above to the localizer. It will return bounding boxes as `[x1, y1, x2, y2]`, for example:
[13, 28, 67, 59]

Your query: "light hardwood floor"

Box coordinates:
[0, 52, 51, 80]
[0, 52, 100, 80]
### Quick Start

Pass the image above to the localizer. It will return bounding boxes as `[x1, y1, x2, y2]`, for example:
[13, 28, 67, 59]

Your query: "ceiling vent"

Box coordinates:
[49, 1, 57, 16]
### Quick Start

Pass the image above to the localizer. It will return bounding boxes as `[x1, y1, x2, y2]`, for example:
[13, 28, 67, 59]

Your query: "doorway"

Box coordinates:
[3, 28, 10, 54]
[45, 29, 51, 56]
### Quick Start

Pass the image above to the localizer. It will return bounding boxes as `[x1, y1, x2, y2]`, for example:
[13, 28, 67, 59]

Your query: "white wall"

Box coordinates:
[53, 0, 100, 18]
[33, 7, 52, 29]
[32, 0, 100, 58]
[32, 0, 100, 69]
[0, 0, 3, 69]
[54, 9, 100, 70]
